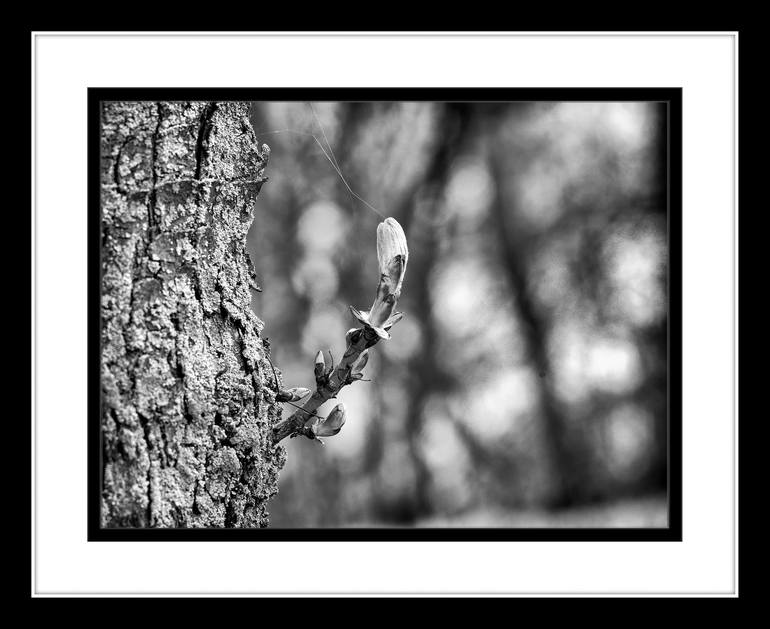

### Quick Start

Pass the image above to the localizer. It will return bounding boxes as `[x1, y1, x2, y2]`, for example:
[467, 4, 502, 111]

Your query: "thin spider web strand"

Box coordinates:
[309, 102, 358, 216]
[254, 128, 386, 219]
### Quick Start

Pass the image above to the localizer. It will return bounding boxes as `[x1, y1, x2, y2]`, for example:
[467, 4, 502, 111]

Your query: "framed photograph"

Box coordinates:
[33, 32, 737, 597]
[89, 87, 681, 541]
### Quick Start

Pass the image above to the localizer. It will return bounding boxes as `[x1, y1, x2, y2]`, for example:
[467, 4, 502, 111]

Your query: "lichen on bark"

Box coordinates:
[100, 101, 285, 527]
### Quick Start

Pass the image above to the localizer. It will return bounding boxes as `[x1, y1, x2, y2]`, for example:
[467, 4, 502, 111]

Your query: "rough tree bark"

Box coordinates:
[100, 101, 286, 527]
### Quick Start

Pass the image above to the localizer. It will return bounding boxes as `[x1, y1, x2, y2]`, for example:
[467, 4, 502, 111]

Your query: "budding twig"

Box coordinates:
[271, 217, 408, 445]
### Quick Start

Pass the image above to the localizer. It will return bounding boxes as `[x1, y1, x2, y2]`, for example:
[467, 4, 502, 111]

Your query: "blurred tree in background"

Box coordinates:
[249, 100, 669, 528]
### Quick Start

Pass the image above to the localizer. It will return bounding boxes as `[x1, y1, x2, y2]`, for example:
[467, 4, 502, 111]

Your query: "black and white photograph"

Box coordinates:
[92, 89, 681, 537]
[33, 31, 739, 598]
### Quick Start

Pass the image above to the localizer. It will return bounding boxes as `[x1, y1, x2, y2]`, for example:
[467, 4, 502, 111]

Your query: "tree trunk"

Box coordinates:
[100, 101, 285, 528]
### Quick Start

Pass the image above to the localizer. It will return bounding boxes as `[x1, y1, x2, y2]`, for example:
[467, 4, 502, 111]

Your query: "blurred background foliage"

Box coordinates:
[247, 101, 669, 528]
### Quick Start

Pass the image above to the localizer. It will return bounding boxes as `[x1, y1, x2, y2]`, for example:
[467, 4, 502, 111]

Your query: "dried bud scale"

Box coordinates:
[351, 350, 369, 375]
[310, 403, 347, 438]
[313, 350, 326, 380]
[275, 387, 312, 403]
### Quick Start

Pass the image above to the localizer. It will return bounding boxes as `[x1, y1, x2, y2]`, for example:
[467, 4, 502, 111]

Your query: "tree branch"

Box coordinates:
[271, 217, 408, 445]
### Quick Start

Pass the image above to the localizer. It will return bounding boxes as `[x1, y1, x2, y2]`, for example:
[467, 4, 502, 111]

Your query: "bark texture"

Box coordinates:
[100, 101, 286, 528]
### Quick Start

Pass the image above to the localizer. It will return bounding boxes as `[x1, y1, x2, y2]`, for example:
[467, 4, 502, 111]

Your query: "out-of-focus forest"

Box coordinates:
[247, 101, 669, 528]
